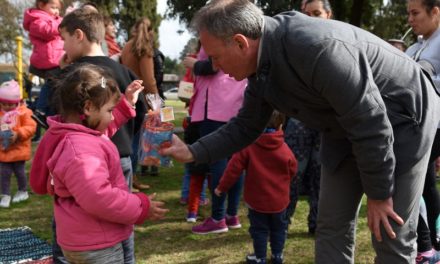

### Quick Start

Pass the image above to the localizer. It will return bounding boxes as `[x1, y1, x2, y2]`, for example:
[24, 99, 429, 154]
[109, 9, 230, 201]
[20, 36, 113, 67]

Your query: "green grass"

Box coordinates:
[0, 100, 377, 263]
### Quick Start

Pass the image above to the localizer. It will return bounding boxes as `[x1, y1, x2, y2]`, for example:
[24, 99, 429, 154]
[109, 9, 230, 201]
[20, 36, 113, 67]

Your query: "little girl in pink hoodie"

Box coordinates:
[31, 64, 168, 262]
[23, 0, 64, 78]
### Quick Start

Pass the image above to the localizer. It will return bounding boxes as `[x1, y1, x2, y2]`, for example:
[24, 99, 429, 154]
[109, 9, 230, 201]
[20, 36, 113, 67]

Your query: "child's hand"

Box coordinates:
[147, 193, 169, 221]
[214, 188, 222, 197]
[10, 131, 17, 144]
[125, 80, 144, 106]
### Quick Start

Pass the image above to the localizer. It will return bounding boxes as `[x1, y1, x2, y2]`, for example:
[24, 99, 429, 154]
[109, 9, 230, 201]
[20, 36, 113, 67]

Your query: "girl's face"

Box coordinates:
[84, 96, 117, 133]
[105, 22, 116, 38]
[0, 102, 18, 112]
[304, 1, 332, 19]
[39, 0, 61, 17]
[407, 0, 440, 38]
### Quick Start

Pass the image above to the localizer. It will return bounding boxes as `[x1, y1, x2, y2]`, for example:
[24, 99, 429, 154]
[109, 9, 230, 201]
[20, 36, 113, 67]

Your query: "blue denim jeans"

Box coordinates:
[248, 208, 288, 259]
[62, 242, 124, 264]
[197, 120, 243, 220]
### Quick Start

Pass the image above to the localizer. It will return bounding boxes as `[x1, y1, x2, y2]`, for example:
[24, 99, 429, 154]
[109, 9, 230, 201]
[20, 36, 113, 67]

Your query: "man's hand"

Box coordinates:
[125, 80, 144, 106]
[367, 197, 404, 242]
[159, 134, 195, 163]
[147, 193, 169, 221]
[214, 188, 222, 197]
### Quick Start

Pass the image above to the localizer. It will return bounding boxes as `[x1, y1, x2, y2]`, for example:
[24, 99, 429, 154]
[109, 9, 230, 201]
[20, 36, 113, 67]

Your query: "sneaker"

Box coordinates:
[246, 254, 266, 264]
[186, 212, 197, 223]
[199, 198, 210, 206]
[0, 195, 11, 208]
[416, 249, 440, 264]
[192, 217, 228, 234]
[226, 215, 242, 229]
[12, 191, 29, 203]
[271, 254, 284, 264]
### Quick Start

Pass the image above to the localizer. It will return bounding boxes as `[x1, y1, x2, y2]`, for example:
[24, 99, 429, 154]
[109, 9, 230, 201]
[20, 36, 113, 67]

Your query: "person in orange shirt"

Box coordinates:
[0, 80, 36, 208]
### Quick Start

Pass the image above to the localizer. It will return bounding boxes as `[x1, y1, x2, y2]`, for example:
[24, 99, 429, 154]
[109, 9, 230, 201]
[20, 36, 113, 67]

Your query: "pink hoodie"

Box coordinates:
[23, 8, 64, 70]
[30, 97, 149, 251]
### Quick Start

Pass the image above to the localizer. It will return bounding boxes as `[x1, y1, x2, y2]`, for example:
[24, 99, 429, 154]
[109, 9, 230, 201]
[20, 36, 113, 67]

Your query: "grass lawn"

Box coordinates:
[0, 100, 377, 263]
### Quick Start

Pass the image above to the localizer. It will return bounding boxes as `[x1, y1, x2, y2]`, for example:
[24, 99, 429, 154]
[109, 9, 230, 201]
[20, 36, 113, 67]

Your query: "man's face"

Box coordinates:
[60, 28, 82, 62]
[199, 30, 255, 81]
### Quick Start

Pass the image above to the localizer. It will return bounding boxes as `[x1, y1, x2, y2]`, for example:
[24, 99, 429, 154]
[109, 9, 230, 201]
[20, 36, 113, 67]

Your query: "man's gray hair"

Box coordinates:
[191, 0, 264, 41]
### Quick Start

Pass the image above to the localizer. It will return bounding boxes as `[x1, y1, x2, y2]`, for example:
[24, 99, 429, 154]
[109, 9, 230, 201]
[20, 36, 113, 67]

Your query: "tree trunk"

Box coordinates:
[350, 0, 364, 26]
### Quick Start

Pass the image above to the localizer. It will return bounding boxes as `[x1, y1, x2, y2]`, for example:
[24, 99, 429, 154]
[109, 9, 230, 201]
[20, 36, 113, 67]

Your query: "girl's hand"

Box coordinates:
[10, 131, 18, 144]
[147, 193, 169, 221]
[125, 80, 144, 106]
[214, 188, 222, 197]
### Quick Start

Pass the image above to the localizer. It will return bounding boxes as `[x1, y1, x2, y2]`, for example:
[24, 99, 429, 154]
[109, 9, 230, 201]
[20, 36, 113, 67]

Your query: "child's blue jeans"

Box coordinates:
[248, 208, 288, 260]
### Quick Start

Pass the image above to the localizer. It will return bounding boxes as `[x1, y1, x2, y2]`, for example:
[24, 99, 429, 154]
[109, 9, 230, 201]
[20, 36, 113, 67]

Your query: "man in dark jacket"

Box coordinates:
[162, 0, 440, 263]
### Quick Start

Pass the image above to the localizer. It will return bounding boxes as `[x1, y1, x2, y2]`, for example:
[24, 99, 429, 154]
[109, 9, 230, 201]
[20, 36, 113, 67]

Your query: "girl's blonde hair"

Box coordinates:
[130, 17, 154, 58]
[53, 63, 120, 118]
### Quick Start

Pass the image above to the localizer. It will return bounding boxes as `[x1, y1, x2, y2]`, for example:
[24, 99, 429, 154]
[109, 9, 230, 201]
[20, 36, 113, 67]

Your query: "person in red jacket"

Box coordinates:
[215, 111, 297, 264]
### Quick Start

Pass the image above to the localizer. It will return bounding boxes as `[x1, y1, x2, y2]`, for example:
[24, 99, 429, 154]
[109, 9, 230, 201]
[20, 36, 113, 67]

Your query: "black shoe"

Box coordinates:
[32, 111, 48, 129]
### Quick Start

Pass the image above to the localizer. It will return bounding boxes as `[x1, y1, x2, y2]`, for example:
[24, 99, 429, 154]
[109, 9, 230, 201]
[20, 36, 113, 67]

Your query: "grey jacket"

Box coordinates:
[189, 12, 440, 200]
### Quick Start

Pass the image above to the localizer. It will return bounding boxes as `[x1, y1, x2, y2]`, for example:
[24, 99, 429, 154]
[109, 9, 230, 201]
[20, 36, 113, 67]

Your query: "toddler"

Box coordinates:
[215, 111, 297, 264]
[0, 80, 36, 208]
[32, 64, 168, 262]
[23, 0, 64, 78]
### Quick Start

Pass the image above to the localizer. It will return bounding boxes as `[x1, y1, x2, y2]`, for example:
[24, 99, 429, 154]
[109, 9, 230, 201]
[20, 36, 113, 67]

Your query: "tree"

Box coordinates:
[0, 0, 22, 62]
[165, 0, 410, 42]
[89, 0, 161, 42]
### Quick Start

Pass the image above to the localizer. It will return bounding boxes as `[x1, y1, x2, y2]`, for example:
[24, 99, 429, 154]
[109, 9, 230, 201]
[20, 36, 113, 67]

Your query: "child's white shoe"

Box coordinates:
[0, 195, 11, 208]
[12, 191, 29, 203]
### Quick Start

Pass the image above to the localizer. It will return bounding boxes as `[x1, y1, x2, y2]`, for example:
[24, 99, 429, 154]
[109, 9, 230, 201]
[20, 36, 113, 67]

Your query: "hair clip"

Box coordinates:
[101, 77, 106, 89]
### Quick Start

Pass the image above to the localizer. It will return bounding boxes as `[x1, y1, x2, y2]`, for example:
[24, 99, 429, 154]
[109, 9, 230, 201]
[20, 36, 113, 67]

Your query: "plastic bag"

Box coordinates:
[138, 94, 174, 167]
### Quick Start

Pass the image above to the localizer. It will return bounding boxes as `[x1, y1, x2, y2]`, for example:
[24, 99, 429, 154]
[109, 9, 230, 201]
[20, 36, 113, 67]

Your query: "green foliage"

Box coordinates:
[166, 0, 410, 42]
[88, 0, 161, 44]
[164, 56, 185, 76]
[0, 0, 22, 60]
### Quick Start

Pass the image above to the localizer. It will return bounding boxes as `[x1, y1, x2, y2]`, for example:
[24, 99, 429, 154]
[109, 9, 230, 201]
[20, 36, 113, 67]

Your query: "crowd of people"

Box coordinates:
[1, 0, 440, 263]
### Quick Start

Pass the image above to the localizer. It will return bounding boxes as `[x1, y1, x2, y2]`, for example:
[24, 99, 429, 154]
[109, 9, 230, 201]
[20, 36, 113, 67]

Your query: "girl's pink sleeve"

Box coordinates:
[106, 96, 136, 137]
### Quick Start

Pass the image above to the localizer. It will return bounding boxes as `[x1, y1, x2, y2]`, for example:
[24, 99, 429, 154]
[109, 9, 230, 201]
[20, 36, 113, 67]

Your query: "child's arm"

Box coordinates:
[28, 16, 62, 41]
[215, 151, 247, 196]
[106, 80, 144, 137]
[289, 155, 298, 180]
[54, 147, 152, 225]
[12, 107, 37, 144]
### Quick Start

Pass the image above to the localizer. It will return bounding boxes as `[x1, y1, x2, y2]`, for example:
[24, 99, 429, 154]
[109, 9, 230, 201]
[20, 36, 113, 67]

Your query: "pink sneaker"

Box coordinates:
[192, 217, 228, 234]
[226, 215, 242, 229]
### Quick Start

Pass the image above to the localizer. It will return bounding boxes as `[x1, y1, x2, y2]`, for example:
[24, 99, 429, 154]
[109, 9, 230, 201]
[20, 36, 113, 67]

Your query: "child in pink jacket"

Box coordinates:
[23, 0, 64, 77]
[32, 64, 168, 262]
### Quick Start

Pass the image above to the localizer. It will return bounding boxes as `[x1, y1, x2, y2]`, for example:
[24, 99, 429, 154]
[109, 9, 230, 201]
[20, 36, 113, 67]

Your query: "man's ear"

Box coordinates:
[232, 34, 250, 51]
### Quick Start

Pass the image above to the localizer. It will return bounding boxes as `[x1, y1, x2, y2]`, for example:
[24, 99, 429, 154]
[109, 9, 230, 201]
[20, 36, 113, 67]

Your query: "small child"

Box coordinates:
[33, 64, 168, 262]
[215, 111, 297, 264]
[23, 0, 64, 78]
[0, 80, 37, 208]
